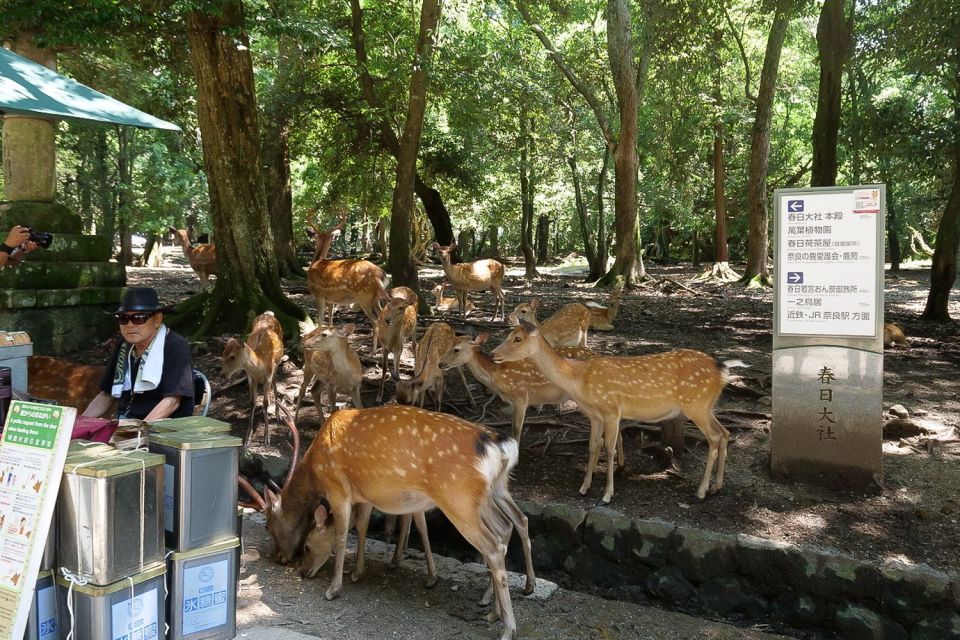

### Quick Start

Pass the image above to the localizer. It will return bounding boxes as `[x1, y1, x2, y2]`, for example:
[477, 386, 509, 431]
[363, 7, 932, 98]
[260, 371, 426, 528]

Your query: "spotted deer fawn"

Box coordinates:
[395, 321, 474, 410]
[168, 227, 217, 292]
[295, 324, 363, 421]
[439, 333, 606, 445]
[432, 243, 506, 321]
[508, 299, 591, 347]
[431, 282, 476, 315]
[492, 320, 744, 503]
[883, 323, 909, 348]
[220, 311, 284, 445]
[306, 211, 388, 328]
[586, 287, 624, 330]
[262, 405, 535, 640]
[374, 290, 418, 401]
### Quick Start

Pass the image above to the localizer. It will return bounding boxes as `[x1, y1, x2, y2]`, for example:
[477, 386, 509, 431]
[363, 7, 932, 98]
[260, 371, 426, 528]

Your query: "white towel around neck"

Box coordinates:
[111, 324, 168, 398]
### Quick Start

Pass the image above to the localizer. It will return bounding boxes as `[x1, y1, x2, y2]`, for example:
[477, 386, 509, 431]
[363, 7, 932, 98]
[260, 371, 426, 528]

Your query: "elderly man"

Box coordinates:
[83, 287, 195, 421]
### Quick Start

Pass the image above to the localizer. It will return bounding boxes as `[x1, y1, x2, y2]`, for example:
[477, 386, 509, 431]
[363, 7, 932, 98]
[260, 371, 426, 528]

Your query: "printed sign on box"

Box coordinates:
[181, 559, 229, 634]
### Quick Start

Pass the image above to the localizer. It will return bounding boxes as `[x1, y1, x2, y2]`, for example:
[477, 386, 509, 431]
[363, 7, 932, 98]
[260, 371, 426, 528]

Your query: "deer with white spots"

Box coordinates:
[374, 290, 418, 401]
[507, 299, 591, 347]
[431, 281, 476, 315]
[395, 321, 474, 410]
[295, 323, 363, 421]
[168, 227, 217, 291]
[439, 333, 605, 446]
[432, 243, 506, 321]
[262, 405, 535, 640]
[492, 320, 745, 503]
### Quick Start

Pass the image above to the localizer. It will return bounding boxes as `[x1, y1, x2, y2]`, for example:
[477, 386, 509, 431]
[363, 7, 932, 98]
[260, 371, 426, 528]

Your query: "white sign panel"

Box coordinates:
[181, 558, 229, 634]
[778, 188, 881, 337]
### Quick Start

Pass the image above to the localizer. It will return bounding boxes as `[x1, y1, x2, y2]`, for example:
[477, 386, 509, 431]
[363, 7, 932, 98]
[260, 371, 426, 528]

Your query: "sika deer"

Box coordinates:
[168, 227, 217, 292]
[262, 405, 536, 640]
[306, 211, 388, 329]
[508, 299, 590, 347]
[374, 291, 418, 401]
[373, 286, 418, 351]
[431, 282, 476, 315]
[492, 320, 744, 503]
[432, 243, 505, 321]
[586, 287, 624, 331]
[27, 356, 110, 413]
[220, 311, 285, 445]
[295, 324, 363, 421]
[439, 333, 606, 445]
[395, 321, 474, 410]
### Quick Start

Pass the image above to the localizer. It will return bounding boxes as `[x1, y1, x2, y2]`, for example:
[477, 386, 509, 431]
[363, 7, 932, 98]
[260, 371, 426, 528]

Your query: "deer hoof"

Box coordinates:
[707, 484, 722, 496]
[424, 575, 438, 589]
[350, 570, 365, 583]
[324, 586, 341, 600]
[485, 609, 501, 623]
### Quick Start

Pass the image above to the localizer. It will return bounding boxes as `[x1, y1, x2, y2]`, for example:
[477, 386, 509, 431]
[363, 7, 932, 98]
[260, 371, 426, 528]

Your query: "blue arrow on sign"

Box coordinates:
[787, 272, 803, 284]
[787, 200, 804, 212]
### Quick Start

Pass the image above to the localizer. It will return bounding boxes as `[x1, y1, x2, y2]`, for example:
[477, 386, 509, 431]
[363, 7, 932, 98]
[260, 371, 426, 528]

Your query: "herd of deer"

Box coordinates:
[167, 214, 746, 639]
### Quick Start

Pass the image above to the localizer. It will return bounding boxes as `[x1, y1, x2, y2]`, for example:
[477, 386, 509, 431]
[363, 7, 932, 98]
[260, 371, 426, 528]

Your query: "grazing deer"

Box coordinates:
[586, 287, 624, 331]
[395, 321, 474, 410]
[508, 299, 590, 347]
[168, 227, 217, 292]
[432, 243, 506, 321]
[220, 311, 285, 445]
[492, 320, 744, 503]
[262, 405, 535, 640]
[301, 503, 437, 588]
[27, 356, 110, 413]
[439, 333, 604, 444]
[306, 211, 388, 329]
[431, 282, 476, 315]
[883, 323, 909, 348]
[295, 324, 363, 421]
[374, 291, 418, 401]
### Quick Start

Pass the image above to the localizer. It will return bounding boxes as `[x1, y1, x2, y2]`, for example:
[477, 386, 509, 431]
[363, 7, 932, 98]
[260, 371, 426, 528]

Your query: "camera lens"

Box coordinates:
[27, 230, 54, 249]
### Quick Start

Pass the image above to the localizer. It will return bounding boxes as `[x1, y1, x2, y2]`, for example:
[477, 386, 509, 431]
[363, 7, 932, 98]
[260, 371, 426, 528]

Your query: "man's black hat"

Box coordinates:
[115, 287, 175, 313]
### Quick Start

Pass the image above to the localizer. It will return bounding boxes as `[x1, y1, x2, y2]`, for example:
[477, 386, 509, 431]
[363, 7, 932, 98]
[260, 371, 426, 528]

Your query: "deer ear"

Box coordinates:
[474, 333, 489, 346]
[339, 323, 356, 337]
[264, 488, 280, 511]
[431, 242, 441, 250]
[519, 319, 537, 333]
[530, 298, 542, 310]
[313, 504, 328, 529]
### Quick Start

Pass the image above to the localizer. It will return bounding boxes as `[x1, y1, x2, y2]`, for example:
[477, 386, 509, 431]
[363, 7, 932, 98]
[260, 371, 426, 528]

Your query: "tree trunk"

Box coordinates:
[262, 123, 300, 278]
[568, 153, 599, 274]
[388, 0, 441, 314]
[488, 225, 500, 258]
[117, 127, 135, 266]
[811, 0, 851, 187]
[180, 1, 304, 339]
[921, 63, 960, 321]
[885, 173, 902, 272]
[536, 215, 550, 264]
[95, 129, 115, 242]
[519, 109, 539, 279]
[743, 3, 791, 285]
[598, 0, 640, 286]
[591, 148, 611, 282]
[713, 28, 730, 264]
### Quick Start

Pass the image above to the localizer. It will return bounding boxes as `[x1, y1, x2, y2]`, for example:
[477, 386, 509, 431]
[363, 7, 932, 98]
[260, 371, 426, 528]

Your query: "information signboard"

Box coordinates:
[776, 187, 882, 337]
[0, 401, 74, 640]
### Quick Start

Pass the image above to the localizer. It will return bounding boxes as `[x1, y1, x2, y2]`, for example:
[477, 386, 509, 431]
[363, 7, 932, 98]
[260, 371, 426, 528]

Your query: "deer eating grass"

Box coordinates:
[492, 320, 744, 503]
[306, 211, 387, 329]
[168, 227, 217, 292]
[295, 323, 363, 421]
[439, 333, 605, 445]
[508, 299, 590, 347]
[374, 291, 418, 401]
[263, 405, 535, 640]
[431, 282, 476, 315]
[220, 311, 284, 445]
[884, 322, 909, 348]
[395, 321, 474, 410]
[432, 243, 506, 321]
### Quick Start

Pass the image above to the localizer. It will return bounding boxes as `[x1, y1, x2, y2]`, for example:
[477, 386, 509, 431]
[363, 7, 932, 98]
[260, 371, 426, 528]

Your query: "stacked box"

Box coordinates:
[55, 563, 165, 640]
[166, 538, 239, 640]
[148, 433, 241, 552]
[147, 416, 232, 434]
[24, 570, 59, 640]
[57, 451, 164, 585]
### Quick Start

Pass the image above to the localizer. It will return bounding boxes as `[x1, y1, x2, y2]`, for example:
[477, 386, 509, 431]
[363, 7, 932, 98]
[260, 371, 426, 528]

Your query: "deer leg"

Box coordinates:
[456, 367, 477, 407]
[617, 429, 625, 469]
[579, 413, 605, 497]
[492, 490, 536, 596]
[350, 384, 363, 410]
[510, 399, 528, 442]
[261, 378, 272, 446]
[244, 377, 257, 446]
[388, 514, 410, 568]
[377, 350, 388, 402]
[325, 498, 353, 600]
[696, 413, 730, 498]
[351, 503, 374, 582]
[601, 418, 621, 504]
[294, 374, 313, 422]
[411, 511, 438, 588]
[435, 375, 445, 411]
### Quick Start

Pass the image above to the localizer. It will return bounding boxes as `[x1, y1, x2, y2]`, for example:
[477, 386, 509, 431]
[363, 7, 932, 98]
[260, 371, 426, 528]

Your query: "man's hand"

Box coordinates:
[3, 226, 30, 248]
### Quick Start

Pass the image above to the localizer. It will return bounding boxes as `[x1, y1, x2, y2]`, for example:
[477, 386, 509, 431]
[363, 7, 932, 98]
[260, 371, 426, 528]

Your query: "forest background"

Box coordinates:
[1, 0, 958, 336]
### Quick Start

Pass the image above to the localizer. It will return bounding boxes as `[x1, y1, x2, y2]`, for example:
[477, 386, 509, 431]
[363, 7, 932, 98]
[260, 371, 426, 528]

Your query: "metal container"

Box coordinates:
[55, 563, 165, 640]
[148, 416, 232, 433]
[25, 570, 60, 640]
[166, 537, 239, 640]
[58, 451, 165, 586]
[148, 433, 241, 552]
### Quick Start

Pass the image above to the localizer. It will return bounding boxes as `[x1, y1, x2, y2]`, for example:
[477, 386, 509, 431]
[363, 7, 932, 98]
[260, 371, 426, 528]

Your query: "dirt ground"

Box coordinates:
[127, 247, 960, 578]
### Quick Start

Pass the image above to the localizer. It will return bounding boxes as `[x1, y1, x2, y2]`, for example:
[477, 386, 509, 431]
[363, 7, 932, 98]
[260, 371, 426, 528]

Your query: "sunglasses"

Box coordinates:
[116, 312, 157, 325]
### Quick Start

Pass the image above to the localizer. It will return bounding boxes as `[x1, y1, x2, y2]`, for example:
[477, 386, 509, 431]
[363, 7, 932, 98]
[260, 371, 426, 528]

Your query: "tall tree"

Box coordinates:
[811, 0, 852, 187]
[387, 0, 442, 304]
[742, 1, 793, 286]
[179, 0, 305, 337]
[519, 107, 539, 279]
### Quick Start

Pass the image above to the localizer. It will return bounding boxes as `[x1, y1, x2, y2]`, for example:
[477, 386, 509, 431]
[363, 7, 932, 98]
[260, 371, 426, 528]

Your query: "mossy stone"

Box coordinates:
[0, 201, 83, 234]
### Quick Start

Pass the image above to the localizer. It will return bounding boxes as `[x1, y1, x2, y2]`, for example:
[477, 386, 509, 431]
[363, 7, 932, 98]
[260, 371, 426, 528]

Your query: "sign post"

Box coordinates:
[771, 185, 885, 486]
[0, 401, 74, 640]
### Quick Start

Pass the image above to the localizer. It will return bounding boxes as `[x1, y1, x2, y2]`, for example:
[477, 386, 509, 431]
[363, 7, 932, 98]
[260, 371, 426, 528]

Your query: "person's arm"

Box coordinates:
[143, 396, 182, 422]
[0, 226, 29, 268]
[83, 391, 117, 418]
